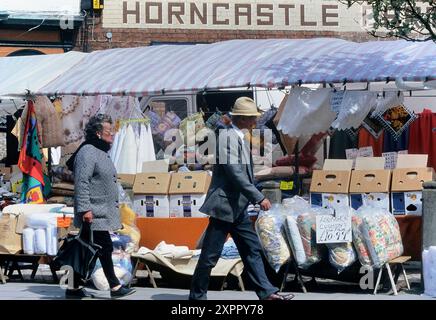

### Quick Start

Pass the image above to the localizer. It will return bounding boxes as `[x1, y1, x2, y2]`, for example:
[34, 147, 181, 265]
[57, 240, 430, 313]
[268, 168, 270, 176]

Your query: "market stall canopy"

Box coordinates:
[0, 97, 26, 116]
[0, 51, 86, 97]
[2, 38, 435, 97]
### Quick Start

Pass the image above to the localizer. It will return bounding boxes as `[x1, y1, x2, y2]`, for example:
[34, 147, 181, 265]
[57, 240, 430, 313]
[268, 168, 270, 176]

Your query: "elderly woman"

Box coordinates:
[65, 114, 135, 299]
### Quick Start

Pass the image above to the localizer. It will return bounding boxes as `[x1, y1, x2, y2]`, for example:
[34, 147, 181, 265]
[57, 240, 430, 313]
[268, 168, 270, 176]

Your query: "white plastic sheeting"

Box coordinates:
[277, 87, 336, 137]
[0, 51, 85, 97]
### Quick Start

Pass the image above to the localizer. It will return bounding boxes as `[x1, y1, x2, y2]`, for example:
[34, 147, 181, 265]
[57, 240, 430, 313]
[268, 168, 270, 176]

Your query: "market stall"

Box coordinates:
[1, 38, 436, 291]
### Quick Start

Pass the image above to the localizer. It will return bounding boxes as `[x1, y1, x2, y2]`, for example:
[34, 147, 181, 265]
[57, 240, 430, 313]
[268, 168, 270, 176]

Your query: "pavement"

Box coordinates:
[0, 263, 434, 300]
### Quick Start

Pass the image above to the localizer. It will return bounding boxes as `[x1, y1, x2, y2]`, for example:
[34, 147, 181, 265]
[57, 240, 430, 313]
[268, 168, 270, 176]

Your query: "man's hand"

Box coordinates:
[259, 198, 272, 211]
[82, 211, 93, 223]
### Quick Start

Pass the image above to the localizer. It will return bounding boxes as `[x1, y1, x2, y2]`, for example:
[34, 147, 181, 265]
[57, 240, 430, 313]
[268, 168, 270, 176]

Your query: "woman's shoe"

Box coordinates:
[110, 286, 136, 299]
[65, 288, 95, 299]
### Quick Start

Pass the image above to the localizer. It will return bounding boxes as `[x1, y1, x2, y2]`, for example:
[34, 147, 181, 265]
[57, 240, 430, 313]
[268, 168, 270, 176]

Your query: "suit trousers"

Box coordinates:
[73, 230, 120, 289]
[189, 213, 278, 300]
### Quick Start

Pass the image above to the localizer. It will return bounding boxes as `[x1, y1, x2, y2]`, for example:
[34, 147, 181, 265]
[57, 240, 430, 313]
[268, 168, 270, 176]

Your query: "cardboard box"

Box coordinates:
[0, 213, 24, 254]
[391, 167, 435, 215]
[118, 174, 136, 187]
[349, 169, 391, 210]
[310, 168, 352, 210]
[0, 167, 12, 181]
[132, 173, 172, 218]
[169, 172, 211, 217]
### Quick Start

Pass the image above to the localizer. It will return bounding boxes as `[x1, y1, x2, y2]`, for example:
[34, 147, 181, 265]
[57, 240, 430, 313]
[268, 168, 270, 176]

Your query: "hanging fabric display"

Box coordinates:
[358, 127, 384, 157]
[331, 91, 377, 130]
[117, 124, 138, 174]
[277, 88, 335, 137]
[111, 119, 156, 174]
[18, 100, 51, 203]
[361, 115, 384, 139]
[408, 109, 436, 169]
[33, 96, 64, 148]
[373, 104, 417, 140]
[372, 92, 405, 117]
[144, 109, 162, 135]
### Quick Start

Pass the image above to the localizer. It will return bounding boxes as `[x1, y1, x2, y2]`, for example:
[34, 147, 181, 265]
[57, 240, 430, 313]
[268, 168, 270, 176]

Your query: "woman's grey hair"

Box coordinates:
[85, 114, 113, 140]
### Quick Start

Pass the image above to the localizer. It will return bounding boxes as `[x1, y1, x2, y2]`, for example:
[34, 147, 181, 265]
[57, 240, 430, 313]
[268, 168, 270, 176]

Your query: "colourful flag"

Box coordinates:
[18, 100, 50, 203]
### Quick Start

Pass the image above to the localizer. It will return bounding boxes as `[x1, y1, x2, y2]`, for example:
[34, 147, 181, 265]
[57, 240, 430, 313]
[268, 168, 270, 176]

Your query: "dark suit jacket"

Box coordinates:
[199, 127, 265, 223]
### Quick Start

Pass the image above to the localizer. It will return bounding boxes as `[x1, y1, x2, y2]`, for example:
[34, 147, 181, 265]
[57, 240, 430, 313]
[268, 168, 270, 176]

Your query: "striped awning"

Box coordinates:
[0, 51, 86, 97]
[13, 38, 436, 96]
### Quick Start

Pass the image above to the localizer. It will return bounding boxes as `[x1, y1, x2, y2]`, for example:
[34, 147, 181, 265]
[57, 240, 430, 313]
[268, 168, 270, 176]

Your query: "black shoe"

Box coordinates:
[65, 288, 95, 299]
[110, 286, 136, 299]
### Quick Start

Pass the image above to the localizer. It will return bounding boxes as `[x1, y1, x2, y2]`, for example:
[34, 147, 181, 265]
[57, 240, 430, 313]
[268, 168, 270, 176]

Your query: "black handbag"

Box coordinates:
[53, 222, 102, 282]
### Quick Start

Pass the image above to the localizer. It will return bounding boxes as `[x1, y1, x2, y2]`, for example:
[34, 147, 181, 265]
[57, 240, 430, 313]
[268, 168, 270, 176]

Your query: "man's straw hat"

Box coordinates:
[229, 97, 262, 117]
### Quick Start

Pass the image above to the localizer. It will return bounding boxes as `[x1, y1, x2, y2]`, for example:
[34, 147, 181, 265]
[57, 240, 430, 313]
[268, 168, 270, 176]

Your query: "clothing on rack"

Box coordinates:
[358, 127, 384, 157]
[111, 120, 156, 174]
[328, 130, 358, 159]
[383, 127, 409, 153]
[408, 109, 436, 169]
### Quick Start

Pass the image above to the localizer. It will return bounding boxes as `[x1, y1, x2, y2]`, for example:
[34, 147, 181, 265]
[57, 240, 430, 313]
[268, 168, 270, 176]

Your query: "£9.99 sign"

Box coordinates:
[316, 214, 352, 244]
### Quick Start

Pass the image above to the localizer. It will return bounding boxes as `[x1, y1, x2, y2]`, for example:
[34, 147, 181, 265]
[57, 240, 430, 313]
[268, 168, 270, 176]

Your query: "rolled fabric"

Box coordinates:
[46, 226, 58, 256]
[26, 213, 57, 229]
[34, 228, 47, 254]
[23, 228, 35, 255]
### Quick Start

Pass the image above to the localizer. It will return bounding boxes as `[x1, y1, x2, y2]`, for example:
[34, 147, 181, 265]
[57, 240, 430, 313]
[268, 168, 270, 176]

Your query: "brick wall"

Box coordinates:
[0, 47, 64, 57]
[83, 16, 376, 52]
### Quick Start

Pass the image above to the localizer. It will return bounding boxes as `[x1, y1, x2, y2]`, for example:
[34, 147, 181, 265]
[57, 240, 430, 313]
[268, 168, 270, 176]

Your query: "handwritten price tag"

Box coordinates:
[316, 214, 351, 244]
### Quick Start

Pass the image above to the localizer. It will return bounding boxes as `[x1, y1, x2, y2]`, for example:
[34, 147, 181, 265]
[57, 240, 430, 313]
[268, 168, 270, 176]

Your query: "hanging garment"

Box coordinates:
[113, 125, 127, 171]
[18, 100, 51, 203]
[383, 127, 409, 153]
[146, 124, 156, 162]
[358, 127, 384, 157]
[34, 96, 64, 147]
[118, 124, 138, 174]
[136, 124, 149, 173]
[110, 127, 121, 160]
[331, 91, 378, 130]
[277, 88, 335, 137]
[408, 109, 436, 169]
[328, 130, 358, 159]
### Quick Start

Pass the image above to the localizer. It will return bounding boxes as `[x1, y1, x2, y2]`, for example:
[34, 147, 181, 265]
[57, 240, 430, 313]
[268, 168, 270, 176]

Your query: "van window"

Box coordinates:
[148, 99, 188, 120]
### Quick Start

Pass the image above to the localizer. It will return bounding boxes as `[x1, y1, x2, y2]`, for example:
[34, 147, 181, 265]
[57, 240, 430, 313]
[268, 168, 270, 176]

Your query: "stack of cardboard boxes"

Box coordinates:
[129, 169, 211, 218]
[310, 155, 434, 215]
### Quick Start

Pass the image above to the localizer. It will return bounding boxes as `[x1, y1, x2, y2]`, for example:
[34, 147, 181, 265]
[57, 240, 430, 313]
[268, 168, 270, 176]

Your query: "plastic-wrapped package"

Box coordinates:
[117, 203, 141, 251]
[92, 249, 133, 291]
[296, 209, 324, 267]
[423, 247, 436, 297]
[255, 204, 290, 272]
[352, 206, 403, 268]
[25, 213, 57, 229]
[282, 196, 323, 268]
[23, 228, 35, 255]
[118, 184, 133, 207]
[34, 228, 47, 254]
[324, 206, 357, 272]
[284, 216, 307, 267]
[327, 243, 357, 272]
[46, 226, 58, 256]
[92, 266, 133, 291]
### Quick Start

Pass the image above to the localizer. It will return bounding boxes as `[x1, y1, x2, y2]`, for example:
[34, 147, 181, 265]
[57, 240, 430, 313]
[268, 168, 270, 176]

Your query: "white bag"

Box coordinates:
[23, 228, 35, 255]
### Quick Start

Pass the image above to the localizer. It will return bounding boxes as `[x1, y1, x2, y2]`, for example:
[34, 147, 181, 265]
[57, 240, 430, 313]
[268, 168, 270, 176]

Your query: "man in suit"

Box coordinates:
[189, 97, 294, 300]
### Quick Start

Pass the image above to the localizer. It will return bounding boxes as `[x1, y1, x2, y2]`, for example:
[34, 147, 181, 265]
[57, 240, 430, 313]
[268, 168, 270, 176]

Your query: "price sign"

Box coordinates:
[316, 214, 351, 244]
[280, 181, 294, 190]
